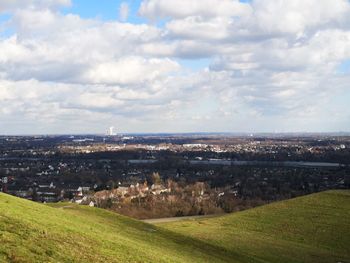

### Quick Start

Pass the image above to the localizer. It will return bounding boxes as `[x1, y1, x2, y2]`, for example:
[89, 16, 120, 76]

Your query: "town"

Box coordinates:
[1, 134, 349, 219]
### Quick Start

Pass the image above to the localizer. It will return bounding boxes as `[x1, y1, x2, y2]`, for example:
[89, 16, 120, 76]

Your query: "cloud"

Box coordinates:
[119, 2, 129, 22]
[0, 10, 165, 83]
[139, 0, 252, 19]
[79, 57, 180, 85]
[0, 0, 71, 13]
[0, 0, 350, 133]
[251, 0, 350, 36]
[165, 16, 232, 41]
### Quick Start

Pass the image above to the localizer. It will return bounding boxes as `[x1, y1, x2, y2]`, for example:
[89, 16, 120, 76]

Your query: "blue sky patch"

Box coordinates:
[63, 0, 145, 23]
[337, 59, 350, 74]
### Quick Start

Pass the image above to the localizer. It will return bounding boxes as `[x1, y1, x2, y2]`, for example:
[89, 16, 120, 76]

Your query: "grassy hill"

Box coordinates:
[159, 190, 350, 263]
[0, 190, 349, 263]
[0, 193, 233, 263]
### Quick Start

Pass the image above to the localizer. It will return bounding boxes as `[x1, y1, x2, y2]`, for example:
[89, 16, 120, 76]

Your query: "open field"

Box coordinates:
[1, 190, 349, 262]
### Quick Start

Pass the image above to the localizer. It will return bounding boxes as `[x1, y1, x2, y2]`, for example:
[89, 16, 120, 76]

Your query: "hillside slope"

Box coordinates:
[0, 190, 349, 263]
[0, 193, 237, 263]
[159, 190, 350, 263]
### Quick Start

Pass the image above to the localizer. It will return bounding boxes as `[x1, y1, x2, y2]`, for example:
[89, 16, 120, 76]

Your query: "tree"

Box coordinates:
[151, 172, 161, 185]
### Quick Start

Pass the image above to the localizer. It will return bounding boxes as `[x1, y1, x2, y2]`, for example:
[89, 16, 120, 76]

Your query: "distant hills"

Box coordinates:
[0, 190, 349, 262]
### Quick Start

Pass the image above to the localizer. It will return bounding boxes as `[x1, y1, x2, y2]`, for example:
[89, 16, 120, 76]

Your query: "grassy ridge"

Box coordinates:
[0, 190, 349, 262]
[159, 190, 350, 263]
[0, 193, 236, 263]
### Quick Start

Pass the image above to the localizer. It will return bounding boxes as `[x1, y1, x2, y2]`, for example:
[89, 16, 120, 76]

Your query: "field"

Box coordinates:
[0, 190, 349, 263]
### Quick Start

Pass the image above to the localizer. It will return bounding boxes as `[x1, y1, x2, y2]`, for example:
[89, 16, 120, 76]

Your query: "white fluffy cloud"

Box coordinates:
[251, 0, 350, 35]
[139, 0, 252, 19]
[0, 0, 71, 13]
[80, 57, 180, 85]
[119, 2, 129, 22]
[0, 0, 350, 133]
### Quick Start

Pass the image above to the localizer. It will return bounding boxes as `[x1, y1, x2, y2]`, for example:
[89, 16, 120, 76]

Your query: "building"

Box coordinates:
[107, 126, 116, 136]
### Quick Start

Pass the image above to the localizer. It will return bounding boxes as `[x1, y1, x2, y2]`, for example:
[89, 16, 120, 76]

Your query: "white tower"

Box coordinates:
[108, 126, 116, 136]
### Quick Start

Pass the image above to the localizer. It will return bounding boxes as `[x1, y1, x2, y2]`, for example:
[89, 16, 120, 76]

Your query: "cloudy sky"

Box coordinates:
[0, 0, 350, 134]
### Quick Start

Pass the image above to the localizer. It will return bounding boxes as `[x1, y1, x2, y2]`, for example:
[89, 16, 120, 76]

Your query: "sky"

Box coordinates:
[0, 0, 350, 134]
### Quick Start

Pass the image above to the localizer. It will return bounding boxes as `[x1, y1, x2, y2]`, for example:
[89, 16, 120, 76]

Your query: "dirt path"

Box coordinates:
[59, 205, 75, 209]
[141, 214, 224, 224]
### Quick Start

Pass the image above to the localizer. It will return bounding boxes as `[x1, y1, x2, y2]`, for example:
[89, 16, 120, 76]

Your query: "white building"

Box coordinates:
[107, 126, 116, 136]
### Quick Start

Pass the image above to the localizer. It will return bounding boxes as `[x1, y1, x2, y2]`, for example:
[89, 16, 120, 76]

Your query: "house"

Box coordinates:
[36, 186, 61, 202]
[117, 186, 129, 197]
[150, 184, 170, 195]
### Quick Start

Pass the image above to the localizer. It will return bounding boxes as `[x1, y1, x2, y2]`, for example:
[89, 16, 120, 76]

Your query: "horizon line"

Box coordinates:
[1, 131, 350, 137]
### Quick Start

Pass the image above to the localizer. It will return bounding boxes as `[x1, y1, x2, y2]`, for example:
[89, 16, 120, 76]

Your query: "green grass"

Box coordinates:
[0, 193, 234, 263]
[160, 190, 350, 263]
[0, 190, 349, 263]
